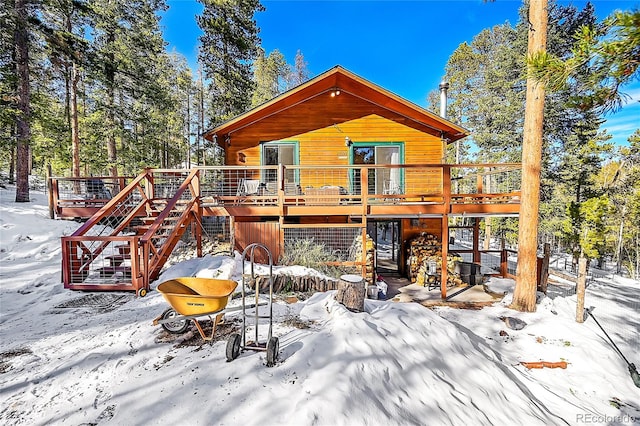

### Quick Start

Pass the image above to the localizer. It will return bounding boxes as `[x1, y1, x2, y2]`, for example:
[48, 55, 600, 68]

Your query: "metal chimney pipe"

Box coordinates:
[439, 81, 449, 119]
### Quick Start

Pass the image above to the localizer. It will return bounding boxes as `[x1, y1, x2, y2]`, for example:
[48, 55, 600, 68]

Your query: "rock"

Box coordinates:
[500, 316, 527, 330]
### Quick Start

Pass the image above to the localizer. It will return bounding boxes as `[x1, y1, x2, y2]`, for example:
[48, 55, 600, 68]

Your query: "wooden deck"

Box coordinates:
[55, 165, 521, 297]
[50, 163, 520, 220]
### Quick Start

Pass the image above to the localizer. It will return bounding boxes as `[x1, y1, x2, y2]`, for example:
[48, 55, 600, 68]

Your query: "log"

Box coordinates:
[520, 361, 567, 369]
[335, 274, 365, 312]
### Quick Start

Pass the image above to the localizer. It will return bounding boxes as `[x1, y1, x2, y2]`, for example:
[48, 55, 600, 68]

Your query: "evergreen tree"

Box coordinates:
[87, 0, 170, 175]
[252, 48, 288, 106]
[436, 1, 611, 262]
[40, 0, 91, 181]
[13, 0, 32, 201]
[531, 9, 640, 114]
[197, 0, 264, 126]
[289, 49, 309, 88]
[599, 130, 640, 278]
[0, 0, 18, 180]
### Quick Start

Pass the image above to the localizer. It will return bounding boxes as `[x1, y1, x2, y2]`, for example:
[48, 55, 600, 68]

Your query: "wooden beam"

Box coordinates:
[441, 214, 449, 299]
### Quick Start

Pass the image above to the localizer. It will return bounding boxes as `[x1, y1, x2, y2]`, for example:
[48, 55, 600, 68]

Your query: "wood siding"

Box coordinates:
[226, 114, 444, 192]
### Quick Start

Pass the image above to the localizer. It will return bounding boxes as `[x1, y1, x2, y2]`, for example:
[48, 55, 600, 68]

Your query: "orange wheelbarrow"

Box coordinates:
[153, 277, 239, 342]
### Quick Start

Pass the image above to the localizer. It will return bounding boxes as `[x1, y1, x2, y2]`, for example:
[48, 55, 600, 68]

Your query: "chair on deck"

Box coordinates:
[383, 180, 401, 195]
[383, 180, 401, 203]
[86, 179, 112, 200]
[236, 179, 261, 197]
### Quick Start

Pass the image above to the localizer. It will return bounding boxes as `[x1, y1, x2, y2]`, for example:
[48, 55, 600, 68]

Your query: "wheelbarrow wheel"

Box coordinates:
[226, 333, 241, 362]
[266, 336, 279, 367]
[160, 308, 189, 334]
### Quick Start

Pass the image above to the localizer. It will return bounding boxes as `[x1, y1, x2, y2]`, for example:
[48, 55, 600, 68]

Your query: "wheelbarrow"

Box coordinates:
[153, 277, 239, 342]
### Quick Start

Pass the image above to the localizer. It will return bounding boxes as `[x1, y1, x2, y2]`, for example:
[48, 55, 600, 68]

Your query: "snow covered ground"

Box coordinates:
[1, 186, 639, 425]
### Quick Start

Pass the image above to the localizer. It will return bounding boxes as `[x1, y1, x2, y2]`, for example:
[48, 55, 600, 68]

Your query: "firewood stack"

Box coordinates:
[349, 234, 375, 284]
[407, 232, 463, 287]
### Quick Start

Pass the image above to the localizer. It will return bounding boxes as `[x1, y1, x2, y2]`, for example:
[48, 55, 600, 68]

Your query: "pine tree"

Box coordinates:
[289, 49, 309, 88]
[531, 10, 640, 114]
[40, 0, 91, 181]
[252, 48, 288, 106]
[511, 0, 548, 312]
[87, 0, 170, 176]
[0, 0, 18, 181]
[197, 0, 264, 126]
[13, 0, 32, 202]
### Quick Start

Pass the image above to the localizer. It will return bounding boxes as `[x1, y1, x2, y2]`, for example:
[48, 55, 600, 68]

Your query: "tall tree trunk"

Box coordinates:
[614, 204, 625, 273]
[9, 127, 16, 183]
[199, 69, 204, 165]
[14, 0, 30, 202]
[186, 88, 191, 168]
[70, 63, 82, 193]
[68, 15, 81, 182]
[106, 32, 118, 178]
[511, 0, 548, 312]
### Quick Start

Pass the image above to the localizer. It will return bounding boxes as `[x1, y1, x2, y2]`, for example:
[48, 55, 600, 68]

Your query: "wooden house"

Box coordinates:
[201, 66, 520, 293]
[58, 66, 520, 297]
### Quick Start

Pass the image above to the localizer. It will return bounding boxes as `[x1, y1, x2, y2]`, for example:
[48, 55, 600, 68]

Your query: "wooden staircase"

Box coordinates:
[61, 169, 201, 296]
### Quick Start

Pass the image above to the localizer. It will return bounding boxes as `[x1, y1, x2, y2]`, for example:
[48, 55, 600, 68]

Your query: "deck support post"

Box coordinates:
[473, 218, 481, 263]
[500, 239, 508, 277]
[441, 165, 451, 299]
[441, 214, 449, 299]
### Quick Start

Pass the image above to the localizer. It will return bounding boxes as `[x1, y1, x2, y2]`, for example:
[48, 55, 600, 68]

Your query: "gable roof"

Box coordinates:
[203, 65, 468, 143]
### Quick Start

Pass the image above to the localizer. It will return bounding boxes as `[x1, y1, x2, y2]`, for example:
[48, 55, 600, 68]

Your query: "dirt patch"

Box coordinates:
[0, 347, 32, 374]
[281, 316, 315, 329]
[49, 293, 132, 314]
[424, 301, 496, 310]
[155, 317, 242, 348]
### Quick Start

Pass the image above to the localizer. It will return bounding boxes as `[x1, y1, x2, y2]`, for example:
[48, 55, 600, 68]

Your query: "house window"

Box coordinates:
[351, 143, 403, 194]
[261, 142, 298, 183]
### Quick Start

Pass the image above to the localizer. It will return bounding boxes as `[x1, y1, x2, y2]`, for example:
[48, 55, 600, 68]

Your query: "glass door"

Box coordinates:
[375, 146, 400, 195]
[351, 144, 401, 194]
[262, 142, 298, 183]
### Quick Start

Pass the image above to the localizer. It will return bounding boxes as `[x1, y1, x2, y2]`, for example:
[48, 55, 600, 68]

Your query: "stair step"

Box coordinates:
[141, 216, 180, 225]
[95, 266, 132, 278]
[115, 244, 131, 254]
[137, 224, 185, 232]
[105, 254, 131, 266]
[153, 199, 191, 205]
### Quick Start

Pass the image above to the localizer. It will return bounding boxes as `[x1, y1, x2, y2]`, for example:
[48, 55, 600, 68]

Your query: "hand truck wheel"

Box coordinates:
[226, 333, 241, 362]
[266, 336, 279, 367]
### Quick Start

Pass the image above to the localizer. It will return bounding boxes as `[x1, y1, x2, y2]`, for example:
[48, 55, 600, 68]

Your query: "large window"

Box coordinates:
[261, 142, 298, 182]
[351, 143, 403, 194]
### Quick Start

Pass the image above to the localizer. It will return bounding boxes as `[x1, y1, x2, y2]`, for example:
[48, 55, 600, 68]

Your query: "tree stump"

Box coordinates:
[335, 274, 365, 312]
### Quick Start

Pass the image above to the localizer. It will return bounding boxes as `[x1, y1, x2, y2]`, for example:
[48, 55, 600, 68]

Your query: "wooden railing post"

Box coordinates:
[441, 165, 451, 299]
[538, 242, 550, 294]
[47, 164, 54, 219]
[500, 239, 508, 277]
[278, 164, 285, 216]
[362, 166, 368, 215]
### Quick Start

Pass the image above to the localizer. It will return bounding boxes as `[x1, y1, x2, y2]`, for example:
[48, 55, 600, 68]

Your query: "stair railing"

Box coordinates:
[139, 168, 200, 285]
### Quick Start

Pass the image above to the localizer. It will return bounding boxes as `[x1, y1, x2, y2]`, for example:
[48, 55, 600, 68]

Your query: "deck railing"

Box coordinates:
[51, 163, 522, 218]
[196, 163, 521, 210]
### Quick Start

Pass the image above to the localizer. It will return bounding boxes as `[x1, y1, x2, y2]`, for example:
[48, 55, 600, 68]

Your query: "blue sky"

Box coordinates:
[160, 0, 639, 146]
